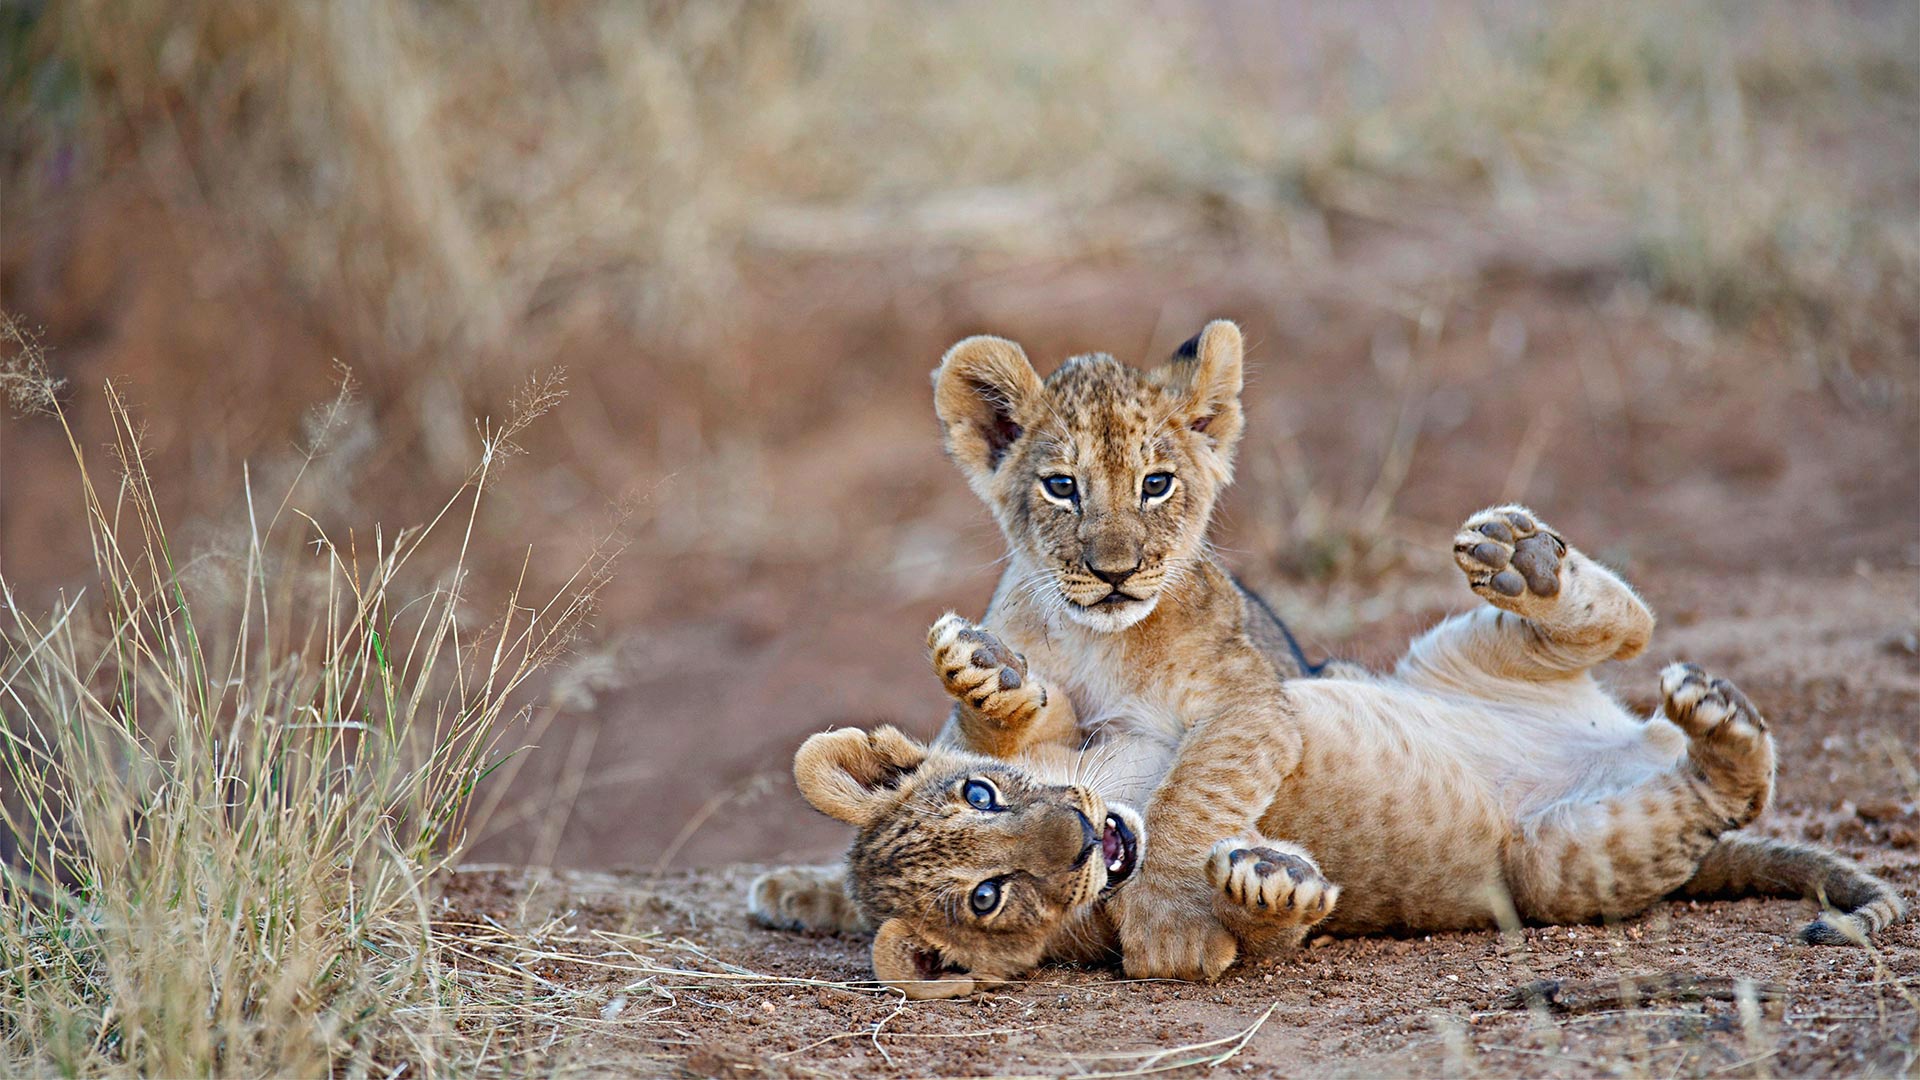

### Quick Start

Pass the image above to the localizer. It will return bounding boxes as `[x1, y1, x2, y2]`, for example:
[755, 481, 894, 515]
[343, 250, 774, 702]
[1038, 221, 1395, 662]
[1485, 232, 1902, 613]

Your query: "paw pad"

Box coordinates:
[1456, 506, 1565, 603]
[1660, 662, 1768, 739]
[928, 614, 1042, 724]
[1206, 840, 1338, 925]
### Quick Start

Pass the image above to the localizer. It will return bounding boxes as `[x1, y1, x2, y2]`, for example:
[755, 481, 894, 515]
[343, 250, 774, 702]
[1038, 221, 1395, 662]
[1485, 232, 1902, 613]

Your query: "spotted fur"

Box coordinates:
[749, 324, 1906, 993]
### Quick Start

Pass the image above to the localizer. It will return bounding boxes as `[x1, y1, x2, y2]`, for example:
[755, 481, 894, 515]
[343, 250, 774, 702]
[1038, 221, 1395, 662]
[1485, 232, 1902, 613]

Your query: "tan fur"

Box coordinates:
[749, 324, 1905, 992]
[769, 722, 1334, 997]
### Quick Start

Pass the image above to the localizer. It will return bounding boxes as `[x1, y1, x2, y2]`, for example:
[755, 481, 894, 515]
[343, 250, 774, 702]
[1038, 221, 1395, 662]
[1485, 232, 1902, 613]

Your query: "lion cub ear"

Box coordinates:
[932, 336, 1045, 491]
[871, 918, 977, 999]
[792, 726, 929, 828]
[1166, 319, 1245, 459]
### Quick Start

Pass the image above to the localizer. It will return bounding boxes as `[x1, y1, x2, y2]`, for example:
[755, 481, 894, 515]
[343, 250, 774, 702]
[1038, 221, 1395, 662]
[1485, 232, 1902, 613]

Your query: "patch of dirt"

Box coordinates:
[448, 258, 1920, 875]
[443, 567, 1920, 1077]
[7, 163, 1917, 1078]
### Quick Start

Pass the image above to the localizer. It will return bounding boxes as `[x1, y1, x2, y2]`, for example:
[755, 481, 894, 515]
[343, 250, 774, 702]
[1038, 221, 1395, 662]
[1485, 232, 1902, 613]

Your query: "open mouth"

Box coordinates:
[1099, 814, 1138, 891]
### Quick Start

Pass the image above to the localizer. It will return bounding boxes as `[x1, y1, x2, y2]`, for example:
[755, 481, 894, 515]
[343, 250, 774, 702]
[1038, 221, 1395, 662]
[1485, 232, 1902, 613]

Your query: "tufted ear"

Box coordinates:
[1166, 320, 1245, 461]
[793, 726, 929, 828]
[871, 918, 976, 999]
[932, 335, 1045, 490]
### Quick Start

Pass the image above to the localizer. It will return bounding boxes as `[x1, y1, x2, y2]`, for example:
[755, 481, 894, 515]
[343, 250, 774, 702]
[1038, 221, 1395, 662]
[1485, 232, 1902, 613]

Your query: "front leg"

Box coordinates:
[1206, 839, 1339, 957]
[1112, 680, 1302, 981]
[927, 614, 1078, 757]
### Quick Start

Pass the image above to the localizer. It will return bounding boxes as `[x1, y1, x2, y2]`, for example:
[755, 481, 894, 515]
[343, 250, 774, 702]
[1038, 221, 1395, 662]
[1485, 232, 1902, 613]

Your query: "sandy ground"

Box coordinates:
[441, 563, 1919, 1078]
[8, 175, 1917, 1079]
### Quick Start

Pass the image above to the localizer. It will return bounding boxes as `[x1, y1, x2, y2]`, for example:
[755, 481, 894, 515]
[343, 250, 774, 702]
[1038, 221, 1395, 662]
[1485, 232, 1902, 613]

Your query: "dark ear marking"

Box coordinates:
[1174, 333, 1202, 360]
[913, 942, 953, 980]
[933, 335, 1043, 488]
[971, 381, 1023, 469]
[871, 917, 977, 998]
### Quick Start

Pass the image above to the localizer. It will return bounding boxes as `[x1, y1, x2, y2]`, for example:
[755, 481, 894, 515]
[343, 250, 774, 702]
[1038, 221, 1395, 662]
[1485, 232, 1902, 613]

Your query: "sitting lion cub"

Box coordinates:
[750, 322, 1904, 996]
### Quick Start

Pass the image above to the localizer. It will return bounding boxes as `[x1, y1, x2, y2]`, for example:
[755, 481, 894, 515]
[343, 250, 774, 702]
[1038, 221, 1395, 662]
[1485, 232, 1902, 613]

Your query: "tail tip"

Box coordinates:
[1797, 915, 1865, 947]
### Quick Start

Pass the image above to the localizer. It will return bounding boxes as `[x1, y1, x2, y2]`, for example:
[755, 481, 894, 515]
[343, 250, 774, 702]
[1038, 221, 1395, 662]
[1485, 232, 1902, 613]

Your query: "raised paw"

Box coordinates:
[747, 865, 866, 935]
[1454, 505, 1567, 615]
[928, 613, 1046, 728]
[1660, 663, 1775, 821]
[1660, 663, 1768, 742]
[1206, 840, 1339, 927]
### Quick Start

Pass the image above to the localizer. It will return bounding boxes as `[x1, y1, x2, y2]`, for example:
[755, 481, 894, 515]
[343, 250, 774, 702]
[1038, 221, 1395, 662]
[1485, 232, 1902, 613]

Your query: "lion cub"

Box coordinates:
[751, 323, 1904, 994]
[763, 510, 1904, 997]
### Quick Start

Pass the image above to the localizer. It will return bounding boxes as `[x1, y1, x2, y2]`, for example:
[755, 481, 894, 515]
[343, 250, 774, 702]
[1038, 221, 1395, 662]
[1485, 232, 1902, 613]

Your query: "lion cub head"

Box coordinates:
[793, 726, 1141, 999]
[932, 320, 1245, 632]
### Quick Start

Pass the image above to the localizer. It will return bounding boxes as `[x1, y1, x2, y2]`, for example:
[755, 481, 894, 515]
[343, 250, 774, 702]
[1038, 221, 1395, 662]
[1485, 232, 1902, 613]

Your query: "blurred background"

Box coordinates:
[4, 0, 1916, 871]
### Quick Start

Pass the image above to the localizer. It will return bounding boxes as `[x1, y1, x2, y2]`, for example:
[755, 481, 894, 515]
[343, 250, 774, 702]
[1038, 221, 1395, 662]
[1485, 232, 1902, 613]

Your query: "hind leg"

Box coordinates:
[747, 864, 867, 934]
[1503, 665, 1776, 925]
[1658, 663, 1774, 820]
[1400, 507, 1654, 691]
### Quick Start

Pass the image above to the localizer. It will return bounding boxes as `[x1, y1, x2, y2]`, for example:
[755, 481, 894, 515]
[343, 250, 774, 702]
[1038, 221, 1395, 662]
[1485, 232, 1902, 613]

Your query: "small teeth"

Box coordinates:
[1107, 857, 1124, 872]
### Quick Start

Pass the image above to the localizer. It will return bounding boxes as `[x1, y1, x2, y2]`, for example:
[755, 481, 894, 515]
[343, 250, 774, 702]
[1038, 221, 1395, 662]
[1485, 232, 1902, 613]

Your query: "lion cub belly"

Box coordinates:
[1260, 680, 1513, 934]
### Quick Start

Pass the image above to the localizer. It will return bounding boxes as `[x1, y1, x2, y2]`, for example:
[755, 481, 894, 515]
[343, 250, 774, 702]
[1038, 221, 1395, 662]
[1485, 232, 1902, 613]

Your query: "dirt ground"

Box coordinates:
[436, 560, 1920, 1078]
[6, 167, 1917, 1080]
[6, 7, 1919, 1075]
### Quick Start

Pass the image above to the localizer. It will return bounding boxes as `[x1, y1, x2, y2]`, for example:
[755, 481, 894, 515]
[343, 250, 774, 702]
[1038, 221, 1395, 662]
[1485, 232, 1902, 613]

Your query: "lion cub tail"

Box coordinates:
[1677, 832, 1906, 945]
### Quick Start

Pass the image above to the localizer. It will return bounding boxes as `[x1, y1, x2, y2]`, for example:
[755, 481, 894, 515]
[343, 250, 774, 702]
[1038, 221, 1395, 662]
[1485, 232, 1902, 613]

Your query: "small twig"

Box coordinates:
[1016, 1001, 1278, 1079]
[1711, 1047, 1783, 1075]
[1500, 972, 1788, 1015]
[772, 1026, 1028, 1062]
[1479, 1043, 1608, 1068]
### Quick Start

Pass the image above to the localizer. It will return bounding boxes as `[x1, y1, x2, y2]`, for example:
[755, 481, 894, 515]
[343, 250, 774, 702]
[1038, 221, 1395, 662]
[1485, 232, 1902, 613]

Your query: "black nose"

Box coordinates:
[1087, 561, 1140, 587]
[1068, 807, 1100, 869]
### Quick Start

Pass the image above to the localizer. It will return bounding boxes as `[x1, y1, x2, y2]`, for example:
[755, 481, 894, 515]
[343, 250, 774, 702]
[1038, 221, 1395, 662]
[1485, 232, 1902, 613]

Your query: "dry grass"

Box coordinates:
[1, 4, 1914, 1073]
[0, 317, 616, 1075]
[7, 2, 1911, 571]
[11, 1, 1914, 373]
[11, 1, 1910, 577]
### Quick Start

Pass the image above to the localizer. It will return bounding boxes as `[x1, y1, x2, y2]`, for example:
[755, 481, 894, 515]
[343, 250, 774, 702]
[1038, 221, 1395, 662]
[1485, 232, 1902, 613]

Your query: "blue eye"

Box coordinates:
[963, 779, 999, 810]
[1141, 473, 1173, 500]
[970, 879, 1002, 915]
[1042, 475, 1077, 501]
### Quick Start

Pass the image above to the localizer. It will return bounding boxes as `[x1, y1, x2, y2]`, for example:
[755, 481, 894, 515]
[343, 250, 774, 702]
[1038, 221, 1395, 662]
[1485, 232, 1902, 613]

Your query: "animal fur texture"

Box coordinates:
[748, 322, 1904, 998]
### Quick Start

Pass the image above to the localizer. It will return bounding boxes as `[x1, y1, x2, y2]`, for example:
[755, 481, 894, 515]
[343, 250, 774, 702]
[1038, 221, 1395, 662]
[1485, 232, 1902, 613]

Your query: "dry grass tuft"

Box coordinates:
[12, 1, 1913, 377]
[0, 315, 617, 1075]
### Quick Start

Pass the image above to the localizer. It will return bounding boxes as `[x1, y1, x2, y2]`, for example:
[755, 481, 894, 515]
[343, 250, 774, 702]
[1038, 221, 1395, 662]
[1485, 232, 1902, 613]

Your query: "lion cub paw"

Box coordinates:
[1454, 505, 1567, 618]
[1205, 840, 1338, 926]
[1660, 662, 1769, 748]
[1660, 663, 1775, 819]
[747, 865, 866, 935]
[928, 613, 1046, 728]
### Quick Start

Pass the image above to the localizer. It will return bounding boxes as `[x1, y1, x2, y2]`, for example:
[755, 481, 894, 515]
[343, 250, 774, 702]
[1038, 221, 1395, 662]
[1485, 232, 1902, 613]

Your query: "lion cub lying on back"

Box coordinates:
[750, 322, 1904, 997]
[765, 518, 1904, 997]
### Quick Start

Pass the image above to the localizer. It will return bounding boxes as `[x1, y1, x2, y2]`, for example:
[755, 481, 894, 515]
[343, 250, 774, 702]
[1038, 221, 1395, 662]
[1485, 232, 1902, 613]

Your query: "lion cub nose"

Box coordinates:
[1087, 559, 1142, 587]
